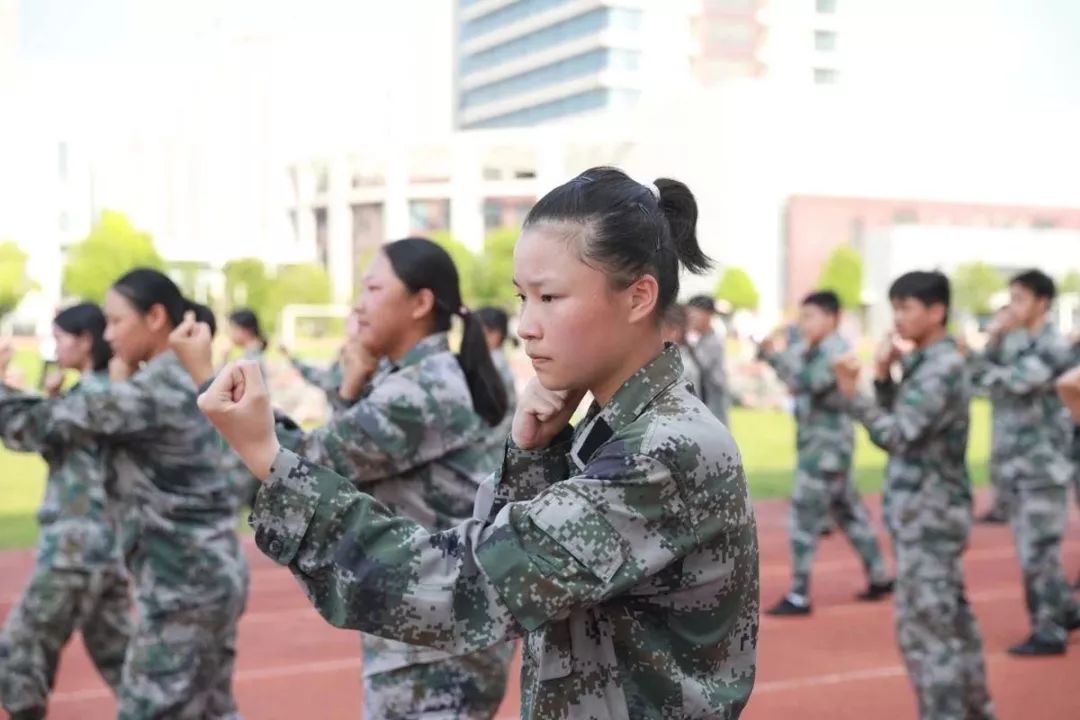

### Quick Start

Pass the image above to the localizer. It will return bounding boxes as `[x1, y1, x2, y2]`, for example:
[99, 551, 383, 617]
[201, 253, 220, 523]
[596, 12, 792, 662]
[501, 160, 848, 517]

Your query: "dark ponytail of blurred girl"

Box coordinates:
[383, 237, 508, 427]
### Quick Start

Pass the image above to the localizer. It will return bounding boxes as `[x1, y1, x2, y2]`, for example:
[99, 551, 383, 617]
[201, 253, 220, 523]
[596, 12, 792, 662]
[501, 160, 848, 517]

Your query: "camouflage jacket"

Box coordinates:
[849, 337, 972, 546]
[0, 371, 121, 570]
[763, 332, 854, 473]
[291, 354, 343, 401]
[678, 343, 704, 401]
[692, 331, 729, 421]
[975, 323, 1074, 486]
[276, 332, 505, 675]
[253, 344, 760, 718]
[0, 352, 241, 593]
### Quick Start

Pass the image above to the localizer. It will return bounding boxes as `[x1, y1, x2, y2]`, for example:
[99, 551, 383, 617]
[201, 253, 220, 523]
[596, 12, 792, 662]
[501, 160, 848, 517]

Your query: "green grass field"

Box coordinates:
[0, 399, 992, 551]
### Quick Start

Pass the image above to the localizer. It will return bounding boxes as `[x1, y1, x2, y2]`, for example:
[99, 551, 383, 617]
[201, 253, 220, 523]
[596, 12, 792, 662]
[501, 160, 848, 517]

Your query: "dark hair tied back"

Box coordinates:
[524, 166, 713, 312]
[54, 302, 112, 372]
[382, 237, 508, 427]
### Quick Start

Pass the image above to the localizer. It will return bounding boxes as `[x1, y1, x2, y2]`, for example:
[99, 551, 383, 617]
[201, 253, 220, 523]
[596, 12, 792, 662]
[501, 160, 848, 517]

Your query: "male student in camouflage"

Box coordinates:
[686, 295, 731, 425]
[973, 270, 1080, 655]
[834, 271, 993, 720]
[760, 291, 891, 616]
[0, 336, 130, 720]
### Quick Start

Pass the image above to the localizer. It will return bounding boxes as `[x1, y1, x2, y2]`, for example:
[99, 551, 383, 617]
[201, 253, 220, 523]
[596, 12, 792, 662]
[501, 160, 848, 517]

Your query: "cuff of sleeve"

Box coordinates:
[250, 448, 322, 565]
[848, 392, 878, 423]
[496, 428, 574, 502]
[197, 376, 215, 395]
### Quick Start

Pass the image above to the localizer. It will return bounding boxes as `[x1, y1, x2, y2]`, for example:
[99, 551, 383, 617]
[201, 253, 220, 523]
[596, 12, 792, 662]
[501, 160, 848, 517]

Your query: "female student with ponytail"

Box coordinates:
[196, 168, 760, 719]
[0, 303, 131, 720]
[174, 237, 513, 719]
[0, 269, 248, 718]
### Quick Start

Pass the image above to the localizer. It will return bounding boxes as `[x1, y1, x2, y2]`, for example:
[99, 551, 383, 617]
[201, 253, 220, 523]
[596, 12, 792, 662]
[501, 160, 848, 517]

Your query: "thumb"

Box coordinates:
[234, 359, 268, 401]
[172, 311, 197, 340]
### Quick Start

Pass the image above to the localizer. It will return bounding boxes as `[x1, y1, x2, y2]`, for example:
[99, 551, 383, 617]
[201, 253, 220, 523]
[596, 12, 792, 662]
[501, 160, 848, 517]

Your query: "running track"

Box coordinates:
[2, 490, 1078, 719]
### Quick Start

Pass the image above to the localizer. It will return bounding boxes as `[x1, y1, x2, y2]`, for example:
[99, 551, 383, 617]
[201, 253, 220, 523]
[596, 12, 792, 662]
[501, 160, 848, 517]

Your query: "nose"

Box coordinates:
[517, 302, 540, 342]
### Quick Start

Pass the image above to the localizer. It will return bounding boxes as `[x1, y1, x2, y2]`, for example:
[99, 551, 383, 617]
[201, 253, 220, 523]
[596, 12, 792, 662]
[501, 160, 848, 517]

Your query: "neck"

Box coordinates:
[387, 326, 432, 364]
[591, 337, 665, 407]
[245, 339, 263, 351]
[146, 336, 171, 361]
[80, 358, 95, 374]
[915, 325, 948, 350]
[1025, 315, 1047, 334]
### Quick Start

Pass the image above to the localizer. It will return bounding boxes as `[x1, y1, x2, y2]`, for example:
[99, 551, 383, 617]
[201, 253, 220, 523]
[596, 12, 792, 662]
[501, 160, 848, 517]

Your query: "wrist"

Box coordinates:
[246, 437, 282, 482]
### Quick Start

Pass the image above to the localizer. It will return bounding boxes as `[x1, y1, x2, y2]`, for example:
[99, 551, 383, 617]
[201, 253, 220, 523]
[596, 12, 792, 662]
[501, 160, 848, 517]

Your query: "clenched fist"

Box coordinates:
[169, 311, 215, 385]
[511, 377, 586, 451]
[832, 353, 862, 399]
[197, 359, 279, 480]
[339, 339, 379, 402]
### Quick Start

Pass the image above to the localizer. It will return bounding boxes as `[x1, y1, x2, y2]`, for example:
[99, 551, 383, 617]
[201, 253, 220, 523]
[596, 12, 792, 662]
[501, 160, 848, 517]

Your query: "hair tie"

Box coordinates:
[458, 305, 471, 318]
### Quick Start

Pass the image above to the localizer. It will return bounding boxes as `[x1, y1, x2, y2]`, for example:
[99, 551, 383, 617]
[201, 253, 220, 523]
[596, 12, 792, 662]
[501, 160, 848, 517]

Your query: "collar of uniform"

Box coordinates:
[902, 335, 955, 375]
[395, 332, 450, 372]
[820, 331, 847, 354]
[569, 344, 684, 471]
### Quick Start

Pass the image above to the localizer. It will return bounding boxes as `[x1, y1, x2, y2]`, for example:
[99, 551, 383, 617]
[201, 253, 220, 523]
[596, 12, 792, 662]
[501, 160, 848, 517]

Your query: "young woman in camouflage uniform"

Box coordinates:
[0, 303, 131, 720]
[1, 270, 248, 719]
[197, 167, 761, 719]
[175, 238, 514, 719]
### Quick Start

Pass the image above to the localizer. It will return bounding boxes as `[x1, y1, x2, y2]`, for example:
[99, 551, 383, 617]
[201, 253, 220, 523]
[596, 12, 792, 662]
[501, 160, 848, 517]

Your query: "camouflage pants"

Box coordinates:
[789, 468, 888, 597]
[1005, 482, 1080, 644]
[0, 560, 131, 718]
[986, 447, 1012, 516]
[364, 646, 511, 720]
[893, 540, 994, 720]
[117, 535, 249, 720]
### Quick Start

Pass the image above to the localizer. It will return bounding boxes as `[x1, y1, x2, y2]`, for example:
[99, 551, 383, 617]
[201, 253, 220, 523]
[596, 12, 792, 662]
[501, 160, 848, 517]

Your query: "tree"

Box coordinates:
[473, 226, 519, 308]
[429, 230, 480, 304]
[714, 267, 759, 311]
[222, 258, 271, 313]
[952, 262, 1005, 315]
[62, 210, 163, 303]
[265, 262, 333, 334]
[817, 246, 863, 309]
[1060, 269, 1080, 295]
[0, 241, 36, 317]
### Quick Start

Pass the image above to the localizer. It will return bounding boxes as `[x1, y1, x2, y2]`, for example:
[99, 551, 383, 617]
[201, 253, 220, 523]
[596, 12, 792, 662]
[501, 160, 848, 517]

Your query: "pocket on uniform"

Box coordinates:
[525, 620, 573, 681]
[527, 488, 629, 584]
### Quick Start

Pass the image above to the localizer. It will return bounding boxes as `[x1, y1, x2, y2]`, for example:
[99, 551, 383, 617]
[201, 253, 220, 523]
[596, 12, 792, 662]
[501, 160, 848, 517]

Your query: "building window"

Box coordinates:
[408, 199, 451, 235]
[1031, 216, 1058, 229]
[813, 67, 838, 84]
[314, 207, 329, 267]
[816, 0, 837, 14]
[814, 30, 836, 52]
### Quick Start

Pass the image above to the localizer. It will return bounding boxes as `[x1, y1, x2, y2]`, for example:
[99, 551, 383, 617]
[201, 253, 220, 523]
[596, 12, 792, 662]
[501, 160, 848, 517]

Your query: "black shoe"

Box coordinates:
[1066, 615, 1080, 632]
[819, 526, 834, 537]
[976, 508, 1008, 524]
[766, 596, 811, 617]
[856, 580, 895, 602]
[1007, 636, 1066, 656]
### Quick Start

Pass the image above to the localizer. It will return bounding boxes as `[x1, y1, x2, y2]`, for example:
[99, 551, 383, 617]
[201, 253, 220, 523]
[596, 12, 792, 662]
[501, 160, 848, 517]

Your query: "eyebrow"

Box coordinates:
[512, 276, 559, 290]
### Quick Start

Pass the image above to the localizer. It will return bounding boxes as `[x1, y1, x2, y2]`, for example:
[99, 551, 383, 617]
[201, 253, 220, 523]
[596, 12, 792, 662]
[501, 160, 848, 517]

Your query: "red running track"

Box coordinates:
[1, 490, 1078, 719]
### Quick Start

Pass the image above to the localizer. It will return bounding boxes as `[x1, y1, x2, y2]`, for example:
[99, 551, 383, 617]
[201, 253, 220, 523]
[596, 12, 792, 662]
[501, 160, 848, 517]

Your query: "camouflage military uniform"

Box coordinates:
[276, 333, 513, 719]
[968, 331, 1029, 518]
[849, 337, 993, 720]
[0, 351, 249, 719]
[977, 324, 1080, 645]
[764, 333, 888, 600]
[254, 344, 760, 719]
[691, 330, 730, 425]
[677, 343, 704, 400]
[0, 372, 131, 719]
[291, 353, 344, 403]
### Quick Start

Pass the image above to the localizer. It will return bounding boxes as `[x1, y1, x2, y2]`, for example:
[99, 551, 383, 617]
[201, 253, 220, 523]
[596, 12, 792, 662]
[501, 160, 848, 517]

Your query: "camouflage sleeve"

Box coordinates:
[762, 348, 801, 390]
[275, 379, 465, 487]
[873, 376, 897, 409]
[0, 376, 158, 446]
[0, 384, 53, 453]
[850, 366, 954, 453]
[980, 344, 1063, 396]
[252, 438, 705, 652]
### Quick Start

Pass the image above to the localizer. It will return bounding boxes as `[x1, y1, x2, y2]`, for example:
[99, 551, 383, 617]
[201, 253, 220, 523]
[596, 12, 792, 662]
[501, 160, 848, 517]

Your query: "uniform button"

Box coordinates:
[268, 538, 284, 555]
